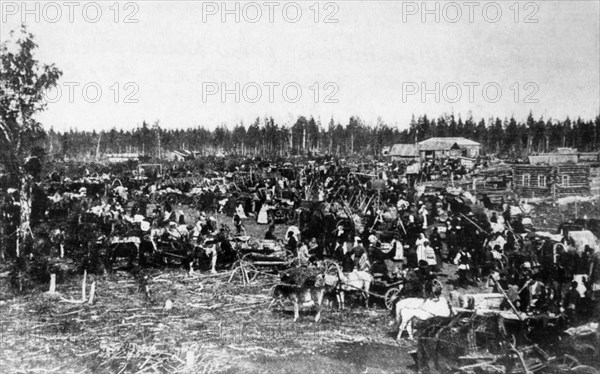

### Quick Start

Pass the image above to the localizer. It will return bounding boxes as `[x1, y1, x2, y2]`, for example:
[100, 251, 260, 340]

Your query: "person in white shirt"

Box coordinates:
[297, 240, 310, 265]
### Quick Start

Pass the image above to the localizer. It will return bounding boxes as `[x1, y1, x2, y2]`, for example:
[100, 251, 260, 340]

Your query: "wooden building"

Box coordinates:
[590, 165, 600, 196]
[529, 148, 599, 164]
[105, 153, 139, 163]
[513, 164, 590, 198]
[418, 137, 480, 160]
[383, 144, 419, 161]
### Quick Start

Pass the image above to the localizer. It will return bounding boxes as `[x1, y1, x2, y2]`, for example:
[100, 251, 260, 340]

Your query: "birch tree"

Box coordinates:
[1, 26, 62, 256]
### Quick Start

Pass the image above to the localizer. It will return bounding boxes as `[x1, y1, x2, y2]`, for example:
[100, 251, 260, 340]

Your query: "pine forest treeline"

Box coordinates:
[46, 113, 600, 160]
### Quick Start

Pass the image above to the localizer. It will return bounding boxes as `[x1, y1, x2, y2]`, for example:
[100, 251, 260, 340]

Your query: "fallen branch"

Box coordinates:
[59, 298, 86, 304]
[227, 345, 276, 354]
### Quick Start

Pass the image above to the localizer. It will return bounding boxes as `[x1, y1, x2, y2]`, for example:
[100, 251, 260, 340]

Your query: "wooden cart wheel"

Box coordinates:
[384, 288, 400, 310]
[230, 261, 258, 283]
[243, 262, 258, 282]
[570, 365, 600, 374]
[556, 355, 581, 371]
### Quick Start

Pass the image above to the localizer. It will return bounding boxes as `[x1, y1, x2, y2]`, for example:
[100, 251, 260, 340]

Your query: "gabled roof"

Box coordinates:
[418, 137, 480, 151]
[388, 144, 418, 157]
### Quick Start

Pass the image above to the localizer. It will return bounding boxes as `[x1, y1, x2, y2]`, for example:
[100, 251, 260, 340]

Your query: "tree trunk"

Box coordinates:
[17, 175, 32, 257]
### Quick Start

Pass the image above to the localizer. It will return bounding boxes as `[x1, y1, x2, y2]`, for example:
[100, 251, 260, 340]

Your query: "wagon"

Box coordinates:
[413, 311, 600, 374]
[105, 236, 141, 269]
[321, 259, 405, 310]
[372, 275, 406, 310]
[455, 343, 599, 374]
[228, 238, 295, 285]
[153, 236, 193, 265]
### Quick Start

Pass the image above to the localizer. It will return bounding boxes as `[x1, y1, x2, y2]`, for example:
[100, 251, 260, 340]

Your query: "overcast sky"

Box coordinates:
[1, 0, 599, 131]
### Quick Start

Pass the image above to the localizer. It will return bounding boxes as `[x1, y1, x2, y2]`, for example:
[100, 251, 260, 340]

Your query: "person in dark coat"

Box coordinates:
[232, 212, 243, 235]
[481, 246, 496, 278]
[333, 237, 346, 263]
[308, 237, 323, 263]
[342, 249, 355, 273]
[264, 225, 276, 240]
[429, 227, 443, 269]
[563, 280, 581, 323]
[405, 244, 418, 269]
[286, 231, 298, 256]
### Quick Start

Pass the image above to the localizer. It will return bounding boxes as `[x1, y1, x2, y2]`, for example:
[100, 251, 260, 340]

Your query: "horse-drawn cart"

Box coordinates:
[320, 259, 405, 310]
[228, 238, 294, 284]
[413, 311, 600, 374]
[455, 343, 598, 374]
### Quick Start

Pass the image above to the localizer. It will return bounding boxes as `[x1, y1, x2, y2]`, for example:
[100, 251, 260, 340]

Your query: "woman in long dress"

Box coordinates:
[257, 203, 271, 224]
[415, 233, 427, 262]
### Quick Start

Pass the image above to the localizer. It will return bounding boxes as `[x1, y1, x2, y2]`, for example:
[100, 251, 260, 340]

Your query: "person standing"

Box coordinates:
[286, 231, 298, 257]
[430, 227, 443, 270]
[232, 211, 243, 235]
[333, 237, 346, 263]
[308, 237, 322, 262]
[264, 225, 276, 240]
[415, 233, 428, 263]
[454, 247, 472, 287]
[563, 280, 581, 323]
[297, 239, 310, 266]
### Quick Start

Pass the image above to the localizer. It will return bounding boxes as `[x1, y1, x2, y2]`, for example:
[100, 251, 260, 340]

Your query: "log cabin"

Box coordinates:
[512, 164, 590, 198]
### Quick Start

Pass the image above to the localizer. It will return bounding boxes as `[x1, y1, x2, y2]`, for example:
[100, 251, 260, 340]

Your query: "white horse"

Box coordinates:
[331, 263, 373, 309]
[394, 296, 453, 341]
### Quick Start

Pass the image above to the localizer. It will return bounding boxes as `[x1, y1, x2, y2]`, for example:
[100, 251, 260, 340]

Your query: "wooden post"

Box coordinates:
[81, 270, 87, 301]
[49, 273, 56, 293]
[88, 281, 96, 304]
[186, 351, 195, 370]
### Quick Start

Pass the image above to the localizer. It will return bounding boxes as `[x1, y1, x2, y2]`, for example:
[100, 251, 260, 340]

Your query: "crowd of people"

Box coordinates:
[2, 157, 600, 324]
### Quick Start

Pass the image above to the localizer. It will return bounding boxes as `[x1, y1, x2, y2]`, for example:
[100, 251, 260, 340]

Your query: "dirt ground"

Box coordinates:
[0, 211, 423, 374]
[0, 268, 420, 374]
[1, 200, 598, 373]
